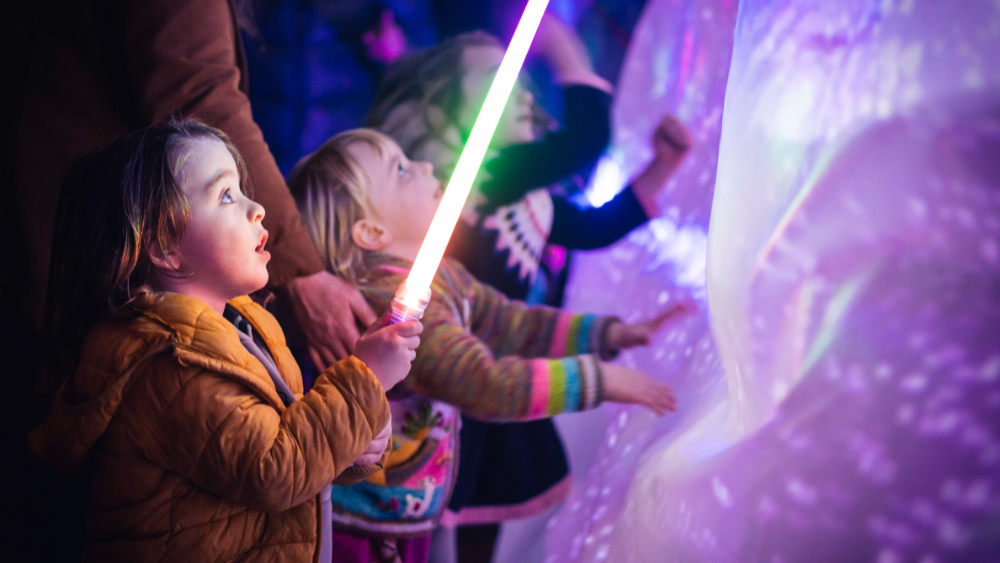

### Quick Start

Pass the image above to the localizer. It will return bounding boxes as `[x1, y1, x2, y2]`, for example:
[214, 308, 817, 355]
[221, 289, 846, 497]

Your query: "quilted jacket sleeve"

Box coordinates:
[140, 356, 390, 512]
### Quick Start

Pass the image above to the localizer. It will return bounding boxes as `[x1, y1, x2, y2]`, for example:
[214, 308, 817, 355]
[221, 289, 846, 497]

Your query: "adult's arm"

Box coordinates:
[117, 0, 324, 287]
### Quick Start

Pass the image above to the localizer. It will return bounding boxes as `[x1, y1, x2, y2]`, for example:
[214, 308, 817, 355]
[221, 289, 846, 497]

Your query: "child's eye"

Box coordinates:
[397, 163, 407, 177]
[221, 189, 235, 204]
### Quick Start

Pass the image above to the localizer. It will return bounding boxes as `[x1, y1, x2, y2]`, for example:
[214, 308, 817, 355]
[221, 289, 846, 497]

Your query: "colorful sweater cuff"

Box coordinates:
[548, 313, 618, 359]
[527, 355, 604, 417]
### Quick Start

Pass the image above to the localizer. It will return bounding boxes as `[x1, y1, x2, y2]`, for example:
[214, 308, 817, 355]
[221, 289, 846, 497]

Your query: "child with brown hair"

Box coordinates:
[289, 128, 689, 563]
[29, 118, 420, 562]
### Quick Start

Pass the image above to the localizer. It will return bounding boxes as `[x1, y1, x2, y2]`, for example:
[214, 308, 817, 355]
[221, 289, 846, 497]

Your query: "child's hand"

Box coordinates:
[630, 115, 694, 217]
[601, 364, 678, 416]
[652, 114, 693, 165]
[605, 300, 696, 351]
[353, 313, 422, 390]
[354, 416, 393, 466]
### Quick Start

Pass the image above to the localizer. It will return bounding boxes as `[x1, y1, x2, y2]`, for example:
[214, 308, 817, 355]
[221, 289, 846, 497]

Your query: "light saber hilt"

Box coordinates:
[388, 281, 432, 324]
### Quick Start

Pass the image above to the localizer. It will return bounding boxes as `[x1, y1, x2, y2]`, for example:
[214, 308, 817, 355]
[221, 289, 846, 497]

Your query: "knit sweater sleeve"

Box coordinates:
[407, 291, 607, 421]
[468, 274, 616, 361]
[353, 260, 609, 421]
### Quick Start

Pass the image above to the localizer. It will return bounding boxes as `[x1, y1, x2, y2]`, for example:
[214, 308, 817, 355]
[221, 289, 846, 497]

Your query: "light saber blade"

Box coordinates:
[390, 0, 551, 323]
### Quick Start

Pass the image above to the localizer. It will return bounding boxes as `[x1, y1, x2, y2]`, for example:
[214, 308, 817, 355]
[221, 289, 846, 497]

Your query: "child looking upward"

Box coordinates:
[29, 119, 420, 562]
[290, 129, 688, 563]
[368, 20, 692, 555]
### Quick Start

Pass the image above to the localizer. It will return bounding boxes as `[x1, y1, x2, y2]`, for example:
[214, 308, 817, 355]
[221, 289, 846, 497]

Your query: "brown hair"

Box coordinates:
[44, 118, 248, 385]
[289, 128, 395, 286]
[366, 31, 552, 180]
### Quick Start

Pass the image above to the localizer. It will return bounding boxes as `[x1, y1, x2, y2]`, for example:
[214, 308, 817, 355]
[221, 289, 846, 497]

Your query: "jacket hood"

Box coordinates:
[28, 293, 292, 474]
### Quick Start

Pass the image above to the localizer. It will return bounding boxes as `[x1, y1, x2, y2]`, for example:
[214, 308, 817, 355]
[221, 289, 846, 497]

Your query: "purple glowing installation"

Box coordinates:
[549, 0, 1000, 561]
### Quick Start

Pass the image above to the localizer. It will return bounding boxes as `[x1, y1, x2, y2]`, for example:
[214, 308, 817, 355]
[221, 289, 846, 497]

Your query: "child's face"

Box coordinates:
[170, 138, 270, 303]
[349, 138, 442, 253]
[460, 44, 537, 147]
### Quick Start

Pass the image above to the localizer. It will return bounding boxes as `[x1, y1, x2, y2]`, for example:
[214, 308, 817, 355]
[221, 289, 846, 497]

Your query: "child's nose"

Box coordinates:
[248, 200, 265, 223]
[419, 161, 433, 176]
[518, 87, 533, 106]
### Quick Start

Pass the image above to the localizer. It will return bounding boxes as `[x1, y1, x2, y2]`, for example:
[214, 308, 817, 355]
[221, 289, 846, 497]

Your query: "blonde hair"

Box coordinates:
[289, 128, 396, 286]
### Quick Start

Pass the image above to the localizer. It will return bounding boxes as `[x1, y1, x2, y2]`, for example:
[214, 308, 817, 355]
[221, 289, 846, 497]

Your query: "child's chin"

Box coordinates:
[245, 271, 270, 295]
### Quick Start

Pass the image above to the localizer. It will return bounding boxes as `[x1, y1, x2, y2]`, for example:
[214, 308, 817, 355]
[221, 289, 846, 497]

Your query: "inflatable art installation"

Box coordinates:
[549, 0, 1000, 561]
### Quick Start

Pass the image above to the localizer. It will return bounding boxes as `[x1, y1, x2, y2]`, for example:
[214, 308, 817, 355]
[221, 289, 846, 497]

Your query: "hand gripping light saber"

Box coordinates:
[389, 0, 551, 324]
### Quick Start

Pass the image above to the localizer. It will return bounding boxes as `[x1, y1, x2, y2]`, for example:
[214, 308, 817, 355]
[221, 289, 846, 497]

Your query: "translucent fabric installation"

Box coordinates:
[550, 0, 1000, 561]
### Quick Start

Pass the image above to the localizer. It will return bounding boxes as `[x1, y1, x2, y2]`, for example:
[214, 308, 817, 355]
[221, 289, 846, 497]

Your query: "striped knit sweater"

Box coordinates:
[329, 253, 617, 537]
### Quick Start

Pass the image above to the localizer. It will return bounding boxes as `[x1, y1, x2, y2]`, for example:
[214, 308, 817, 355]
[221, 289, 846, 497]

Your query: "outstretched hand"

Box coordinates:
[285, 271, 378, 371]
[605, 300, 696, 352]
[602, 364, 678, 416]
[653, 114, 693, 163]
[631, 115, 694, 217]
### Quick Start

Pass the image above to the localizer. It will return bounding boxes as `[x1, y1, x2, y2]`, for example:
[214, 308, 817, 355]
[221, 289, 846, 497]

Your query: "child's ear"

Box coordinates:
[147, 238, 183, 273]
[352, 218, 392, 251]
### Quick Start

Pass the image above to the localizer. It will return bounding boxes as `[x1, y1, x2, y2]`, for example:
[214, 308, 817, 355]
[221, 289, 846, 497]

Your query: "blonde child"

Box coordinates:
[368, 21, 692, 560]
[29, 119, 420, 562]
[290, 129, 688, 563]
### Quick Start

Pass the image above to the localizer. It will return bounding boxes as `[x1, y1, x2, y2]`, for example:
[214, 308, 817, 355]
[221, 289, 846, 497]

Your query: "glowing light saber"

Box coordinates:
[389, 0, 551, 323]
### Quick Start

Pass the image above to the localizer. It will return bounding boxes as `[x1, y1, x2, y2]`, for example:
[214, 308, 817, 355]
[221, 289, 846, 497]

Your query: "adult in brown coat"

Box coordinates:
[29, 293, 392, 562]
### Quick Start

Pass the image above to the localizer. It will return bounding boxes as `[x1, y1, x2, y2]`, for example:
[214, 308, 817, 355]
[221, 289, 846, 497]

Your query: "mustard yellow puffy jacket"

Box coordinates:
[30, 293, 390, 562]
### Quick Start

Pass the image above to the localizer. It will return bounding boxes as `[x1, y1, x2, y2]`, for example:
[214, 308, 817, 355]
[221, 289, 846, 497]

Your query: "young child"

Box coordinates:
[28, 119, 421, 562]
[366, 17, 692, 559]
[289, 129, 688, 563]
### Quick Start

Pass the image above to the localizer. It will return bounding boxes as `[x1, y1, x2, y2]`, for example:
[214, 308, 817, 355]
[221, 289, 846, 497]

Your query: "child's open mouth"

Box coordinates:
[255, 232, 269, 254]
